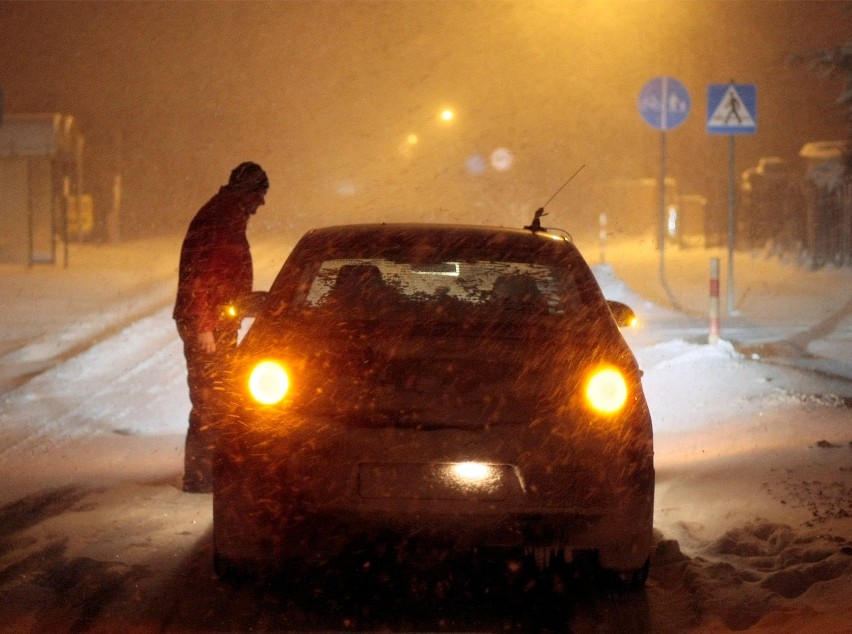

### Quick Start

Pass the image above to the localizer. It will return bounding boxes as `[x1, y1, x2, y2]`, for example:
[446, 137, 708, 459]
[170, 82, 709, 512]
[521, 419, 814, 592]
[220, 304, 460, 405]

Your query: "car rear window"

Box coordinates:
[292, 257, 588, 320]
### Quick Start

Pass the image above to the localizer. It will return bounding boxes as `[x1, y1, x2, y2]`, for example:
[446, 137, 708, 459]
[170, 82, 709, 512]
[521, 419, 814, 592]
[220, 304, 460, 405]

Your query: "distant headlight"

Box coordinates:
[248, 360, 290, 405]
[585, 367, 628, 413]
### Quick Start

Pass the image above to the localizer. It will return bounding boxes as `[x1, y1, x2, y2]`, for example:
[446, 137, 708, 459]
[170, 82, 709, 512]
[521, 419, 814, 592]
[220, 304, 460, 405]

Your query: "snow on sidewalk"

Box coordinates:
[588, 234, 852, 377]
[0, 233, 289, 394]
[0, 237, 181, 392]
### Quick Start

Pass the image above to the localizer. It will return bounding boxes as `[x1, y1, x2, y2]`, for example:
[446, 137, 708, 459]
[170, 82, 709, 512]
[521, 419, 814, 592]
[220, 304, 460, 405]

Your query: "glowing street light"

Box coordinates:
[399, 105, 457, 158]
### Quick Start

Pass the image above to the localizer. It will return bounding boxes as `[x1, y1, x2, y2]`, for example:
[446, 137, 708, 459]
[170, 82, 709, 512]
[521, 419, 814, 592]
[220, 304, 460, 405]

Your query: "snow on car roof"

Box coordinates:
[291, 223, 579, 262]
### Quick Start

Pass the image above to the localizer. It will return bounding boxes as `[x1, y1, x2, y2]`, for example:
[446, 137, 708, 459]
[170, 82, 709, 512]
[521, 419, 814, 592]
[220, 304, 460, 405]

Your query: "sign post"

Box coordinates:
[709, 257, 721, 344]
[639, 76, 690, 307]
[707, 82, 756, 316]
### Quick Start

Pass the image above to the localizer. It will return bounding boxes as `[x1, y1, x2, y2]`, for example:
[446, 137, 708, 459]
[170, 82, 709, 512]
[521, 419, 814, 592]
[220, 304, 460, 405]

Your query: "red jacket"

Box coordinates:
[173, 186, 253, 333]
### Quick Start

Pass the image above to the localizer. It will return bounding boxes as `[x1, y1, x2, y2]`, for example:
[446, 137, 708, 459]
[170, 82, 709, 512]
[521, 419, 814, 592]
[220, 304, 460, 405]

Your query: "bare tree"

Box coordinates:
[790, 41, 852, 174]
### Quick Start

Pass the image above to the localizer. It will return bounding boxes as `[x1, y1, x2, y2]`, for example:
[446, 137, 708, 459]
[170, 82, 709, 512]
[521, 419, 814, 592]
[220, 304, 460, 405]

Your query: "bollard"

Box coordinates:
[599, 212, 608, 264]
[709, 257, 720, 344]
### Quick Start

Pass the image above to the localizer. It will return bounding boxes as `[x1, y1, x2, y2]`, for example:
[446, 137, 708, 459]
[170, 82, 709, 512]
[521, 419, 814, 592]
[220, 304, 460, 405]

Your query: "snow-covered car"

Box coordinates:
[212, 223, 654, 586]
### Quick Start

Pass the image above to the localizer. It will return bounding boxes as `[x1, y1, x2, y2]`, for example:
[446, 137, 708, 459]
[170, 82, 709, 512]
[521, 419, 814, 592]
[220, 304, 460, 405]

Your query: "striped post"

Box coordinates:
[709, 257, 721, 344]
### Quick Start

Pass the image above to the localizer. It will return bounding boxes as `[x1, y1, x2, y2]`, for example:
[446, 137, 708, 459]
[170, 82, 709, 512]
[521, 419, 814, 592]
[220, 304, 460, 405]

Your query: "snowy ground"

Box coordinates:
[0, 230, 849, 632]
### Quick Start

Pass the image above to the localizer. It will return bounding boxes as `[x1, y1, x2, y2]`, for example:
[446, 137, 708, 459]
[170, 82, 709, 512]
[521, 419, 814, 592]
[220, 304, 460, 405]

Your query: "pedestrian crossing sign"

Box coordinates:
[707, 83, 756, 134]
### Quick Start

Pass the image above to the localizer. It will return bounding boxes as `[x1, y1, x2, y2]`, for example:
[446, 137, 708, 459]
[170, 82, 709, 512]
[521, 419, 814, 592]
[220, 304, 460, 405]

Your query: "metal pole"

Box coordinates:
[659, 131, 666, 262]
[727, 134, 738, 315]
[709, 257, 720, 344]
[657, 131, 680, 309]
[63, 175, 70, 268]
[658, 76, 668, 257]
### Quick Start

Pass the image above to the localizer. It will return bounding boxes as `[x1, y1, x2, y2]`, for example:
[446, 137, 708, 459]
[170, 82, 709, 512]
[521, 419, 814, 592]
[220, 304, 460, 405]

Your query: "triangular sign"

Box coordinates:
[708, 85, 755, 128]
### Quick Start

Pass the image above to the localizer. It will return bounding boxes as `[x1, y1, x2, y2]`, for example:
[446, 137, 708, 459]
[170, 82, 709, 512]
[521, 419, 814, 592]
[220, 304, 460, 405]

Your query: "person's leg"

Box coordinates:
[180, 328, 214, 491]
[179, 325, 237, 492]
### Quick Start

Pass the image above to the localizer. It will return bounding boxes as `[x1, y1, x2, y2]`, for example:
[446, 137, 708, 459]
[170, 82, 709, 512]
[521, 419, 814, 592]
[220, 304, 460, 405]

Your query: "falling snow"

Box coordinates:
[0, 232, 848, 631]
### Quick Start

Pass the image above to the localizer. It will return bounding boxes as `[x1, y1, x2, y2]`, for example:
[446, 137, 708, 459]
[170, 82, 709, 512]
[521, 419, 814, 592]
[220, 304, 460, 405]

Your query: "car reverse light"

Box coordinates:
[585, 367, 628, 414]
[248, 360, 290, 405]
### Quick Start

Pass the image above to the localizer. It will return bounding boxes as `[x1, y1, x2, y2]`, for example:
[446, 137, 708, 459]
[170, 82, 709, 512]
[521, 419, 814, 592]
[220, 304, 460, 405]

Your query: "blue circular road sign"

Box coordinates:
[638, 76, 690, 131]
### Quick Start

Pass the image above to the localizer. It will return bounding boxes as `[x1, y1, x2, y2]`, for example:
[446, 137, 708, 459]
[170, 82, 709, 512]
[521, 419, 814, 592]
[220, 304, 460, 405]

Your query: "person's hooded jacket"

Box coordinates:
[173, 185, 254, 334]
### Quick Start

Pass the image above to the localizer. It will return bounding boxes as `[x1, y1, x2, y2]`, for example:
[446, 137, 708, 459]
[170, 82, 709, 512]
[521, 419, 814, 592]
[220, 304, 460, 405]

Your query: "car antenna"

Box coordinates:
[524, 164, 586, 232]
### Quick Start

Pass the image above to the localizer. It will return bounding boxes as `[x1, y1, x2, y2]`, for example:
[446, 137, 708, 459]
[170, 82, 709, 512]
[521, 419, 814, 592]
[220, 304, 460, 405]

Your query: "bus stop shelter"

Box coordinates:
[0, 113, 85, 265]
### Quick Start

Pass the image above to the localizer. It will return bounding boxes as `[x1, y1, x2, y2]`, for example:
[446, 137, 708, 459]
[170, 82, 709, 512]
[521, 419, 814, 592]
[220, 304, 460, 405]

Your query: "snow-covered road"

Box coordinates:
[0, 234, 849, 632]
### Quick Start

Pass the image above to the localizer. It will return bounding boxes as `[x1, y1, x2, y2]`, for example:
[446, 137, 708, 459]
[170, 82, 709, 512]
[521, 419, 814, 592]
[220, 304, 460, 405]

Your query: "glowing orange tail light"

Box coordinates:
[585, 367, 628, 414]
[248, 360, 290, 405]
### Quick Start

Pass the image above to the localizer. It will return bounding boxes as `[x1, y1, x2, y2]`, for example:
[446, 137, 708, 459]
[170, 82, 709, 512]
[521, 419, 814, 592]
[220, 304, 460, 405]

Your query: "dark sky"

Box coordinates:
[0, 0, 849, 238]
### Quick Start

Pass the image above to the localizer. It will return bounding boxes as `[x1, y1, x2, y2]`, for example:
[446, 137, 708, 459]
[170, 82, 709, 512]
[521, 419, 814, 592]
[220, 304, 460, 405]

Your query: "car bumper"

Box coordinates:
[214, 495, 653, 571]
[213, 441, 653, 572]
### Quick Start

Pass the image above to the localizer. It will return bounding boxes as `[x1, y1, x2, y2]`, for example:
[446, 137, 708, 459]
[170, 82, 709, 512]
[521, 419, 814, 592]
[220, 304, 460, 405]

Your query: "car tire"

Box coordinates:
[213, 549, 236, 581]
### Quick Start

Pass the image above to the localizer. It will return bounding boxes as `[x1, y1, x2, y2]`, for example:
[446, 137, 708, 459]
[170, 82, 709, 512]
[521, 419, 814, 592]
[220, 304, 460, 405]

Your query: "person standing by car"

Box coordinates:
[173, 161, 269, 492]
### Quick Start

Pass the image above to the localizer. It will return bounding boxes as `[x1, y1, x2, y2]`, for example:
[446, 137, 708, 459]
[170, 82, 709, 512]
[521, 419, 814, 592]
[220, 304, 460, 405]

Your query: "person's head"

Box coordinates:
[228, 161, 269, 215]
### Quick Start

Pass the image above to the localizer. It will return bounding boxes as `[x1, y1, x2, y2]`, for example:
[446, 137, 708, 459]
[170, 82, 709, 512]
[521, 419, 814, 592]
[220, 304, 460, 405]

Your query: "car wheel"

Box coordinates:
[213, 549, 244, 583]
[213, 550, 232, 580]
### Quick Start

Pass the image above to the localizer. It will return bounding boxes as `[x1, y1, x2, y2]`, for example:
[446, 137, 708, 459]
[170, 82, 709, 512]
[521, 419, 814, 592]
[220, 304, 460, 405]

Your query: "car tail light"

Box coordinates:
[248, 360, 290, 405]
[585, 366, 628, 414]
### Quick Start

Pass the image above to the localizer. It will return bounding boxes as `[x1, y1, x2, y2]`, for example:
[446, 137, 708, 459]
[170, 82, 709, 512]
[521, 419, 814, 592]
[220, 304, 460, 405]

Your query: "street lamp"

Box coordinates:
[400, 106, 457, 157]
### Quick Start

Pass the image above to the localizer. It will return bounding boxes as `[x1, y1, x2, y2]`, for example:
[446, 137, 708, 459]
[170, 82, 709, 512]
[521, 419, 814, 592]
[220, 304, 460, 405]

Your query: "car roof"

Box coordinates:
[292, 223, 579, 260]
[303, 222, 559, 240]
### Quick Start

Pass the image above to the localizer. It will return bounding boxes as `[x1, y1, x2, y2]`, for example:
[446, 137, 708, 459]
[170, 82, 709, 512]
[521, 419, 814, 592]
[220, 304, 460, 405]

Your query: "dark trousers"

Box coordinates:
[177, 324, 237, 490]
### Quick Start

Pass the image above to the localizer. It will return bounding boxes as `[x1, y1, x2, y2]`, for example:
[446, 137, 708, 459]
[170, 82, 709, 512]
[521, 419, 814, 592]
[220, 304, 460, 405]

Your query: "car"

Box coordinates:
[212, 221, 654, 588]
